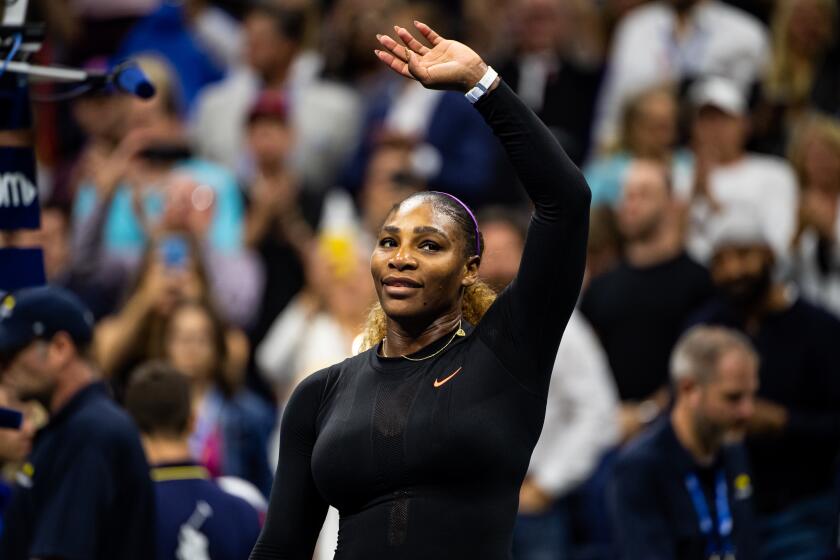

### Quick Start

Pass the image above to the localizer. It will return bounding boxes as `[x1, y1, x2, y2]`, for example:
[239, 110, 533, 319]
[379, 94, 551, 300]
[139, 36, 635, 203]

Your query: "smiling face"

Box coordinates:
[371, 197, 479, 325]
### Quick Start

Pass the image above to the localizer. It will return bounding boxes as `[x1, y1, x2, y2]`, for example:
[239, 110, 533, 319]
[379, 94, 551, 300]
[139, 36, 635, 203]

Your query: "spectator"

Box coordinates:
[585, 84, 692, 206]
[788, 115, 840, 316]
[753, 0, 839, 155]
[594, 0, 768, 151]
[609, 325, 760, 560]
[72, 55, 248, 256]
[243, 91, 322, 351]
[479, 208, 619, 560]
[256, 233, 375, 396]
[0, 286, 154, 560]
[191, 3, 327, 177]
[493, 0, 605, 165]
[687, 207, 840, 558]
[94, 233, 252, 392]
[162, 300, 275, 497]
[681, 77, 799, 264]
[125, 361, 262, 560]
[581, 159, 713, 441]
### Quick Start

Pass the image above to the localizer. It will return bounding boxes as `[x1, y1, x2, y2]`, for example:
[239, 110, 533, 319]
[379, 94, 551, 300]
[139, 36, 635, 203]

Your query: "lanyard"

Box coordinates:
[684, 469, 735, 560]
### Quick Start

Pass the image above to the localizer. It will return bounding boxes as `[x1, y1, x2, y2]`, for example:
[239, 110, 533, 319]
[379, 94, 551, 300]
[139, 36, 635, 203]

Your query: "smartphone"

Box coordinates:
[159, 234, 189, 270]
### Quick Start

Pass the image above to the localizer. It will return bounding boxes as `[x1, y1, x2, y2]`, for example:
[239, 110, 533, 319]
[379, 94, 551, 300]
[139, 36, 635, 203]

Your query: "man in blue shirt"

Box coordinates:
[125, 361, 261, 560]
[0, 286, 155, 559]
[610, 325, 760, 559]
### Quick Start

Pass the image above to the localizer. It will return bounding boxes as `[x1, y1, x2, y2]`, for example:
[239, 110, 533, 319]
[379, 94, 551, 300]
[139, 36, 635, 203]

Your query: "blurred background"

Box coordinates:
[1, 0, 839, 558]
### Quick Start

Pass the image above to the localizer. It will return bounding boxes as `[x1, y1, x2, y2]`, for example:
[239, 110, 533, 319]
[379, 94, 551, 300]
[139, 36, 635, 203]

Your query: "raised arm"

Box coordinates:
[376, 22, 591, 392]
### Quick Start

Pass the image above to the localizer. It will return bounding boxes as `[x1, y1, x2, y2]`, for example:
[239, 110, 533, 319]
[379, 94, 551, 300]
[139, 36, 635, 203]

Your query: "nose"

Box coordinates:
[389, 246, 418, 271]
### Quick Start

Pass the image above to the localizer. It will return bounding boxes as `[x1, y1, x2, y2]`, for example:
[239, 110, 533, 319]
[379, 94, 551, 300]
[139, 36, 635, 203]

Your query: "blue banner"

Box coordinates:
[0, 247, 46, 291]
[0, 147, 39, 231]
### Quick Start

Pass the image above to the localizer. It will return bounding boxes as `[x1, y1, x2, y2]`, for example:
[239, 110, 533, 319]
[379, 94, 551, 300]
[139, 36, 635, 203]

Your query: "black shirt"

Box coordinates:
[609, 417, 759, 560]
[249, 81, 591, 559]
[0, 382, 155, 560]
[580, 252, 713, 400]
[687, 297, 840, 514]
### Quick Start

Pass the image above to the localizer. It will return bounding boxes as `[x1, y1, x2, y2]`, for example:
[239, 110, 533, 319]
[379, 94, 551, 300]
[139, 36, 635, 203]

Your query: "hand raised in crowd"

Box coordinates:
[375, 21, 499, 94]
[747, 398, 788, 434]
[798, 188, 839, 242]
[81, 129, 150, 199]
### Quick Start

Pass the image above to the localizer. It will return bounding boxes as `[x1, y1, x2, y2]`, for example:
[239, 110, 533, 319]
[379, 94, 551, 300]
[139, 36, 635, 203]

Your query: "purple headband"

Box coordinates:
[430, 191, 481, 256]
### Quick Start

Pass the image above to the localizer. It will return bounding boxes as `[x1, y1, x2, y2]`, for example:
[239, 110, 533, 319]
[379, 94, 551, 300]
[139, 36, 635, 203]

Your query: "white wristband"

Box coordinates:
[465, 66, 498, 104]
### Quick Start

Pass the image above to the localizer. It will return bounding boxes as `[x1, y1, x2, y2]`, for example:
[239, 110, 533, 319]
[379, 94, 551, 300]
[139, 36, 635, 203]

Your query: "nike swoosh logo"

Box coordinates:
[433, 367, 463, 388]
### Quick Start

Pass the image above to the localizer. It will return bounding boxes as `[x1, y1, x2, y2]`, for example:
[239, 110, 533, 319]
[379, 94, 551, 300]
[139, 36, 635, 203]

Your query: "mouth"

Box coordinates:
[382, 276, 422, 297]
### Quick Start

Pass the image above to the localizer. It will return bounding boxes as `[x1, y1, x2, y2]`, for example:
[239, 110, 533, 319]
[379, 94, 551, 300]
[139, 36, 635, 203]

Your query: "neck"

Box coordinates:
[671, 403, 718, 466]
[625, 226, 681, 268]
[142, 436, 192, 466]
[262, 60, 291, 89]
[384, 308, 462, 358]
[50, 361, 95, 414]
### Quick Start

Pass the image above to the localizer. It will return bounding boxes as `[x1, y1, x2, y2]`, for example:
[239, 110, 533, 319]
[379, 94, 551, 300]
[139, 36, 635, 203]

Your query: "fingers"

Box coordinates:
[394, 25, 429, 55]
[376, 33, 410, 62]
[414, 20, 443, 45]
[374, 49, 414, 80]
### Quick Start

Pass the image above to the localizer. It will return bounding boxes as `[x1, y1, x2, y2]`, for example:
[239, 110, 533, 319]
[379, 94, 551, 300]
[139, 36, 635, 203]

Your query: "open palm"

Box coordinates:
[375, 21, 488, 93]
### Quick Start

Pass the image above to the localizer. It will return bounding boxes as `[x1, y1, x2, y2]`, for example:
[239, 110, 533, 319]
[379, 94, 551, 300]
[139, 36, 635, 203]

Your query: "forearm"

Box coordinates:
[474, 80, 591, 221]
[94, 294, 153, 376]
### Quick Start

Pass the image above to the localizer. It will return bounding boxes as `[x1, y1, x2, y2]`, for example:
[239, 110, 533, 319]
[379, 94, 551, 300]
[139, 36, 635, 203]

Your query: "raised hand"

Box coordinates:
[375, 21, 496, 94]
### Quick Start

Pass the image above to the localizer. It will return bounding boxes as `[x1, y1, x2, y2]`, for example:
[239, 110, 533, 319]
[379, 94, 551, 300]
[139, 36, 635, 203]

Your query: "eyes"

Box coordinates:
[378, 237, 442, 253]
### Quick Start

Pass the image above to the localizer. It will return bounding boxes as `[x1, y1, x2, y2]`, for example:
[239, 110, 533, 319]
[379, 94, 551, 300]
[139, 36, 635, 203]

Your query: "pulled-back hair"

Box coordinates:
[358, 191, 497, 352]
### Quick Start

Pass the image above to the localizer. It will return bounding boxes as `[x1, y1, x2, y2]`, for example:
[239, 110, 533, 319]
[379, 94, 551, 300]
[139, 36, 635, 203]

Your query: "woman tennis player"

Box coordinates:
[250, 20, 591, 559]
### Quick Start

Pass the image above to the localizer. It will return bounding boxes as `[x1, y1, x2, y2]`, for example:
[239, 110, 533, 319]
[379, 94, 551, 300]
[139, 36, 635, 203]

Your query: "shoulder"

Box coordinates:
[616, 3, 669, 36]
[74, 396, 141, 446]
[706, 2, 767, 44]
[742, 155, 796, 184]
[791, 298, 840, 330]
[614, 423, 668, 478]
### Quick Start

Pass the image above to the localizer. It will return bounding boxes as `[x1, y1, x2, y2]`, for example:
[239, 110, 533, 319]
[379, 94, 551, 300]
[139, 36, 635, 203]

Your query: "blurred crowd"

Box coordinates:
[1, 0, 840, 558]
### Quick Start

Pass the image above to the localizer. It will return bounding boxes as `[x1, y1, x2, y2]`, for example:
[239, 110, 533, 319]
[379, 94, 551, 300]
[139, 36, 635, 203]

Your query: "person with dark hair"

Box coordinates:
[191, 2, 321, 173]
[249, 20, 590, 559]
[125, 361, 262, 560]
[0, 286, 154, 560]
[161, 300, 275, 497]
[610, 325, 760, 560]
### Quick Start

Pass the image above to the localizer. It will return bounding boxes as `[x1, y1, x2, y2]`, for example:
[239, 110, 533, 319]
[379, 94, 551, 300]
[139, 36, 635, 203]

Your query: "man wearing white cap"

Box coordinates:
[680, 77, 798, 265]
[686, 206, 840, 559]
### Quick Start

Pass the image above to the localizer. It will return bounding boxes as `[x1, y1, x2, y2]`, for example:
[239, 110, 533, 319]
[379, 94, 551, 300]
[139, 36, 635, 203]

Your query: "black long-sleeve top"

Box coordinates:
[249, 81, 591, 560]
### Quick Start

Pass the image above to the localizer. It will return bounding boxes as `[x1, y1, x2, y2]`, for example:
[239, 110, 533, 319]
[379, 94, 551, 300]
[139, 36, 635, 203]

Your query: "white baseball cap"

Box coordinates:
[690, 77, 746, 117]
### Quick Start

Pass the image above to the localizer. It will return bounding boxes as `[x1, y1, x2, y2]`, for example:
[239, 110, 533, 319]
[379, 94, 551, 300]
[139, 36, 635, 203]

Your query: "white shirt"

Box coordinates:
[594, 0, 768, 150]
[527, 311, 620, 497]
[678, 154, 799, 264]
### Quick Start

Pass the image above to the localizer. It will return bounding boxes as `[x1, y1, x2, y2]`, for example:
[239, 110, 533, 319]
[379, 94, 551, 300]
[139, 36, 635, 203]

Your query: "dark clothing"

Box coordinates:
[153, 461, 261, 560]
[687, 297, 840, 514]
[495, 54, 603, 166]
[0, 382, 155, 560]
[250, 81, 591, 559]
[609, 417, 759, 560]
[580, 252, 713, 400]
